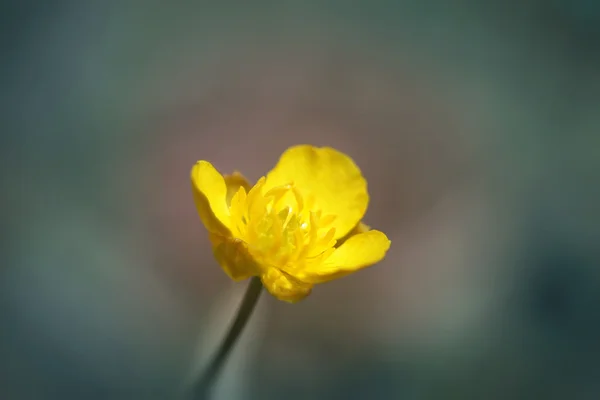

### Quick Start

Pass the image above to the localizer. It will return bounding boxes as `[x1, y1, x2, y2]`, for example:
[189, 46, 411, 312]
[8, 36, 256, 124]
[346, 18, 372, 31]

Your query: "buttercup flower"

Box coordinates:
[191, 145, 390, 303]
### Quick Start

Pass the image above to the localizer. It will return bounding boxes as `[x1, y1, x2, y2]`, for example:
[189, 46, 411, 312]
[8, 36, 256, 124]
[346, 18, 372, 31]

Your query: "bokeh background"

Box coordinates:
[2, 1, 600, 399]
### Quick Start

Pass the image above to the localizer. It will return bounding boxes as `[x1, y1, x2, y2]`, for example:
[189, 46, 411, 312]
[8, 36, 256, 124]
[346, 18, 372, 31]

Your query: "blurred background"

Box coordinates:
[2, 1, 600, 399]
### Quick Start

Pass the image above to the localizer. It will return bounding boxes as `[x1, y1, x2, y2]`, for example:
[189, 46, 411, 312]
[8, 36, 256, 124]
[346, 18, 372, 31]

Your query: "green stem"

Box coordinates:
[190, 276, 263, 400]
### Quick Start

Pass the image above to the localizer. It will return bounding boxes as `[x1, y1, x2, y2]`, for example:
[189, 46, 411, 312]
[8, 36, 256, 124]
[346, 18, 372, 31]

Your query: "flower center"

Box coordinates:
[228, 177, 337, 270]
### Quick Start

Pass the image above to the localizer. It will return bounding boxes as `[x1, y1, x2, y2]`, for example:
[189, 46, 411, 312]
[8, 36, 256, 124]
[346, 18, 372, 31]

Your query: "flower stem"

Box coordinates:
[190, 276, 263, 400]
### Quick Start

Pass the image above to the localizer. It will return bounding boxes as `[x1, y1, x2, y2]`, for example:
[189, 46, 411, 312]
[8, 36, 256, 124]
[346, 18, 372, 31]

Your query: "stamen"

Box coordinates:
[281, 206, 294, 231]
[317, 227, 336, 249]
[320, 214, 337, 227]
[264, 183, 292, 200]
[228, 176, 337, 270]
[291, 186, 304, 212]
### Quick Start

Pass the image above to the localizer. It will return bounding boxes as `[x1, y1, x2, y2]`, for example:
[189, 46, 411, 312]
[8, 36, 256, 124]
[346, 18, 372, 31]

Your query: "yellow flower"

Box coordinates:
[191, 145, 391, 303]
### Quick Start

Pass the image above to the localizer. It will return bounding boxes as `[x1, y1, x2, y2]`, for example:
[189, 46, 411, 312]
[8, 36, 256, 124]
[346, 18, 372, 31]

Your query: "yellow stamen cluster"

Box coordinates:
[228, 177, 338, 272]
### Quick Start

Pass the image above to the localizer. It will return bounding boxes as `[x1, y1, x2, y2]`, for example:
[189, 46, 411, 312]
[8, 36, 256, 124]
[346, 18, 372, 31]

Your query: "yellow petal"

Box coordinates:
[264, 145, 368, 239]
[335, 221, 371, 247]
[224, 171, 252, 206]
[297, 230, 390, 284]
[261, 267, 313, 303]
[210, 233, 260, 281]
[190, 161, 232, 235]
